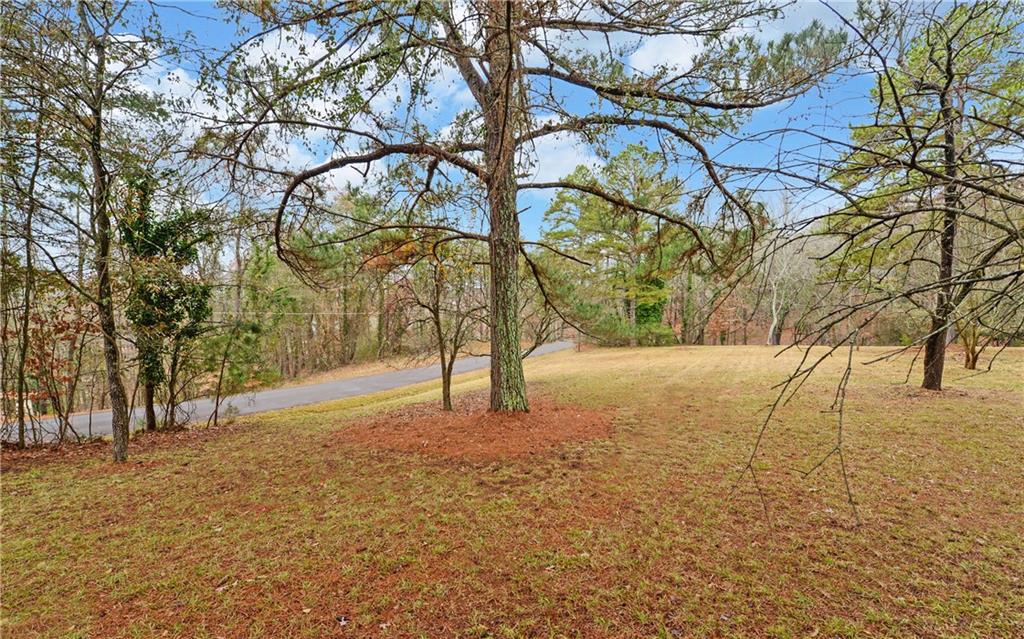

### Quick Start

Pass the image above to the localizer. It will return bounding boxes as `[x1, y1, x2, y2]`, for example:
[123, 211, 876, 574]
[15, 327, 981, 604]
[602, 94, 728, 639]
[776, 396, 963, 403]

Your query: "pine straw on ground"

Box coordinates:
[333, 391, 612, 461]
[2, 346, 1023, 639]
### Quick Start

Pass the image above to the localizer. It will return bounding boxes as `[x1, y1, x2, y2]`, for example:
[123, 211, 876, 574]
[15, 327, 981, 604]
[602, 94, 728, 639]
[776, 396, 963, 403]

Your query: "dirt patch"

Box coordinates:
[334, 392, 613, 461]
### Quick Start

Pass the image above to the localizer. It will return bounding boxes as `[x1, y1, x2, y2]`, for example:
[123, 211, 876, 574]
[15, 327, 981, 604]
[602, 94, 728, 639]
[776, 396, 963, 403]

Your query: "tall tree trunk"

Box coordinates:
[340, 285, 358, 364]
[682, 270, 696, 344]
[15, 211, 31, 449]
[769, 323, 782, 346]
[922, 308, 952, 389]
[483, 0, 527, 412]
[440, 348, 453, 411]
[233, 221, 243, 317]
[165, 341, 180, 428]
[376, 284, 387, 358]
[95, 210, 130, 459]
[487, 175, 527, 411]
[82, 2, 130, 461]
[143, 381, 157, 431]
[0, 202, 10, 441]
[767, 278, 787, 346]
[627, 296, 638, 347]
[15, 130, 41, 448]
[438, 329, 453, 412]
[922, 85, 960, 391]
[768, 308, 787, 346]
[443, 354, 457, 411]
[14, 99, 45, 447]
[428, 272, 455, 412]
[964, 348, 978, 370]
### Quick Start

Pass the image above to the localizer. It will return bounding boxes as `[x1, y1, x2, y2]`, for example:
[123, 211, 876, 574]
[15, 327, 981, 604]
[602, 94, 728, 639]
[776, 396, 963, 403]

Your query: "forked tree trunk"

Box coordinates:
[768, 309, 787, 346]
[431, 304, 455, 412]
[767, 277, 788, 346]
[964, 348, 979, 370]
[957, 321, 980, 371]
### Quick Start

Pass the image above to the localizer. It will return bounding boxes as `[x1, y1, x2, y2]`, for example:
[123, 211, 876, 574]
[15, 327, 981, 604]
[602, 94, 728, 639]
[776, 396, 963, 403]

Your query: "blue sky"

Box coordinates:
[145, 1, 875, 241]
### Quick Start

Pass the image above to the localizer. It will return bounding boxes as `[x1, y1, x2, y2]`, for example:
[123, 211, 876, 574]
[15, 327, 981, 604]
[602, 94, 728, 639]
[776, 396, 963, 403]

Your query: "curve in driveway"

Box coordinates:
[23, 341, 575, 440]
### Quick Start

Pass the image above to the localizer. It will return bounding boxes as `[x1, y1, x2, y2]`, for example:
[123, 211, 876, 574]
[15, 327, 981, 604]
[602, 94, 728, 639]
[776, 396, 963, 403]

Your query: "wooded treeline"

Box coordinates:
[1, 1, 1021, 460]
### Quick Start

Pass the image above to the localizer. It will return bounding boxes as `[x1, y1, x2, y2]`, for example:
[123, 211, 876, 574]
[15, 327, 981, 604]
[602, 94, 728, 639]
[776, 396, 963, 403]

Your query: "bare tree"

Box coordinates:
[396, 244, 487, 410]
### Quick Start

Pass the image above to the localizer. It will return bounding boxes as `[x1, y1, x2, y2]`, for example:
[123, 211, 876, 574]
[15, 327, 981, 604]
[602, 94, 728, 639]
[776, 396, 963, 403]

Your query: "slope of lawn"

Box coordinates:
[3, 346, 1022, 638]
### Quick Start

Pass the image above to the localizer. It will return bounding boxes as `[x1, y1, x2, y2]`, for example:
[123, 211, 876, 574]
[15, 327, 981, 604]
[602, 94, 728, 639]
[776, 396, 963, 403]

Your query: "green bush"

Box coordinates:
[589, 314, 676, 347]
[636, 323, 676, 346]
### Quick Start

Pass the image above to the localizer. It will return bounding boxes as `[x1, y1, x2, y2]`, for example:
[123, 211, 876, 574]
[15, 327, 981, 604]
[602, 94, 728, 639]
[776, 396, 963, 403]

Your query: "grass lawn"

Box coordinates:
[2, 346, 1022, 638]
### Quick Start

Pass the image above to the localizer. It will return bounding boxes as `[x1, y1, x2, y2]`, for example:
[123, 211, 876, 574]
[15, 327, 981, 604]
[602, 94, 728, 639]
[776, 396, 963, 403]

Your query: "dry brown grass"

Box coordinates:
[2, 345, 1022, 638]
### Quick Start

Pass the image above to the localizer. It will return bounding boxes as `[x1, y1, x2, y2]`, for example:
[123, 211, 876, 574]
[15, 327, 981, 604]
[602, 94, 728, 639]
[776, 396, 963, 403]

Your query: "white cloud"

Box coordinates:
[629, 35, 704, 74]
[428, 61, 477, 108]
[522, 120, 601, 183]
[271, 138, 372, 194]
[242, 26, 331, 69]
[626, 2, 853, 75]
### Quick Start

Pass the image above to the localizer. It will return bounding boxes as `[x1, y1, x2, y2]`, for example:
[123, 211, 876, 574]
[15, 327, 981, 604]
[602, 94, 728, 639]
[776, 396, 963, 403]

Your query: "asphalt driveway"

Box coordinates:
[19, 341, 574, 440]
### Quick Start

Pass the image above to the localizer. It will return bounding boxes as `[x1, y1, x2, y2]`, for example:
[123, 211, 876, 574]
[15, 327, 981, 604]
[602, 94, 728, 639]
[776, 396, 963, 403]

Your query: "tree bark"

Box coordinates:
[432, 270, 456, 412]
[768, 309, 787, 346]
[441, 350, 453, 412]
[487, 180, 527, 412]
[340, 285, 356, 365]
[627, 296, 638, 347]
[681, 271, 694, 344]
[15, 210, 31, 448]
[483, 0, 527, 412]
[922, 80, 960, 391]
[233, 220, 243, 317]
[95, 216, 130, 459]
[767, 274, 788, 346]
[0, 204, 10, 442]
[81, 1, 130, 460]
[13, 96, 46, 447]
[143, 380, 157, 431]
[15, 127, 40, 448]
[165, 341, 181, 428]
